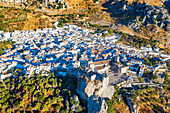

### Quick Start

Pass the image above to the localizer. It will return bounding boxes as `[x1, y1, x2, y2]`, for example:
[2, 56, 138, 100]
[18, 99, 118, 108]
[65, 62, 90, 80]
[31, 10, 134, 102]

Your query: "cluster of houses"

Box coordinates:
[0, 0, 66, 5]
[0, 0, 68, 9]
[0, 24, 169, 112]
[0, 25, 169, 82]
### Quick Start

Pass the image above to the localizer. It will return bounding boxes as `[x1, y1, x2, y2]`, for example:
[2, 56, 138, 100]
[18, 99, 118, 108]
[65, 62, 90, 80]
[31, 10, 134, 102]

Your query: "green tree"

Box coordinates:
[151, 37, 154, 42]
[55, 105, 61, 112]
[33, 90, 38, 96]
[6, 108, 12, 113]
[139, 77, 144, 83]
[34, 102, 42, 110]
[130, 95, 136, 100]
[19, 100, 25, 107]
[76, 106, 83, 112]
[0, 72, 84, 112]
[148, 62, 152, 66]
[42, 104, 49, 111]
[107, 100, 115, 113]
[2, 102, 9, 109]
[52, 81, 58, 87]
[144, 59, 149, 65]
[23, 92, 29, 99]
[152, 74, 158, 80]
[45, 83, 50, 88]
[0, 48, 5, 55]
[113, 92, 119, 98]
[30, 86, 35, 93]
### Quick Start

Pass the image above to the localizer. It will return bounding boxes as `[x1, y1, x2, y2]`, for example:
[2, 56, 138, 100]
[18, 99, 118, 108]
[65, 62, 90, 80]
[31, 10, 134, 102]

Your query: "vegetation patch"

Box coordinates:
[0, 40, 15, 55]
[0, 72, 84, 113]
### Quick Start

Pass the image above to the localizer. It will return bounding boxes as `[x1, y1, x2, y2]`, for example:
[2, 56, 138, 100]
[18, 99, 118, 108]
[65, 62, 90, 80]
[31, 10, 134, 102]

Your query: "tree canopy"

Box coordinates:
[0, 73, 83, 112]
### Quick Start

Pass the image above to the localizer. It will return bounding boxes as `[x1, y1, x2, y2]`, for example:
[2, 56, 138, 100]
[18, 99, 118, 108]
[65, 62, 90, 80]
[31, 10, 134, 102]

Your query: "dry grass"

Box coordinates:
[0, 0, 169, 51]
[127, 0, 163, 6]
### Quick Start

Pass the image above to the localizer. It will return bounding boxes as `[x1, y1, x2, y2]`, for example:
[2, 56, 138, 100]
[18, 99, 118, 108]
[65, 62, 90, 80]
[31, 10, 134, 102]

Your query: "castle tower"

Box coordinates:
[102, 76, 109, 88]
[113, 54, 120, 63]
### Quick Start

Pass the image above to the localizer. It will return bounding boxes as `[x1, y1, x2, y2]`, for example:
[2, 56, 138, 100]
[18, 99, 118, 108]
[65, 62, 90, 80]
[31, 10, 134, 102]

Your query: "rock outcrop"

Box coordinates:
[77, 70, 114, 113]
[70, 95, 82, 112]
[88, 94, 108, 113]
[77, 74, 114, 102]
[108, 0, 169, 32]
[127, 4, 170, 32]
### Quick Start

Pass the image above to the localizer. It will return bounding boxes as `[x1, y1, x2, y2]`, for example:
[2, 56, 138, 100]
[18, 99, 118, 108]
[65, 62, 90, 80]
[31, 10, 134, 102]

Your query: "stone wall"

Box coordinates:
[77, 73, 114, 104]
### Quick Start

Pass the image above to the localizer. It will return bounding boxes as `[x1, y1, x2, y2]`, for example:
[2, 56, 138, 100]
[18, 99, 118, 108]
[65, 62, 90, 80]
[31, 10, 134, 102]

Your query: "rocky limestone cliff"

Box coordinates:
[76, 76, 89, 102]
[127, 4, 170, 32]
[76, 72, 114, 113]
[77, 74, 114, 102]
[88, 95, 108, 113]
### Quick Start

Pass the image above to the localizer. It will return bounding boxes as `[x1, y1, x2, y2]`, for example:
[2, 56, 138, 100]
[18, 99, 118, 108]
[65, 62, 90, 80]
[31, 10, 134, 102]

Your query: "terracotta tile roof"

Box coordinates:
[93, 59, 111, 66]
[95, 66, 105, 70]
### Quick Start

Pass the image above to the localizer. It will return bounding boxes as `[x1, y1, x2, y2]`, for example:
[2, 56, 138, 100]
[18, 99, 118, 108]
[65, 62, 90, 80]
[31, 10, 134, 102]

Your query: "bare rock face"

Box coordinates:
[127, 4, 170, 31]
[87, 95, 108, 113]
[76, 76, 89, 103]
[77, 74, 114, 113]
[77, 75, 114, 103]
[99, 86, 114, 99]
[70, 95, 82, 112]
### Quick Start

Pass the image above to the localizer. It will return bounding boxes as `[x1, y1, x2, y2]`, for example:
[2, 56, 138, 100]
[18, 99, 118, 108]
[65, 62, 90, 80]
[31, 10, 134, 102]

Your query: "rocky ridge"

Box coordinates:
[108, 0, 170, 32]
[128, 5, 170, 32]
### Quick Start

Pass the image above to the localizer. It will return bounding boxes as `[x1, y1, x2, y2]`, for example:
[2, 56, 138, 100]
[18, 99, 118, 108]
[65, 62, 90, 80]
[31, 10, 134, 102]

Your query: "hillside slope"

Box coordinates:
[127, 0, 164, 6]
[0, 0, 169, 53]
